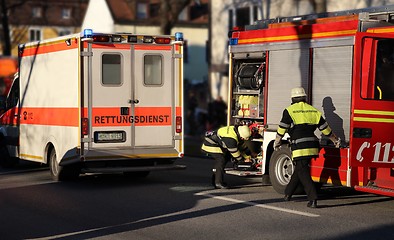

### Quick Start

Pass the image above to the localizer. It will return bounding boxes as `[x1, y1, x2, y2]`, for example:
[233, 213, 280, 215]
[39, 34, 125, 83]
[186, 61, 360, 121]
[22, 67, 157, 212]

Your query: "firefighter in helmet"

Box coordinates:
[274, 87, 340, 208]
[202, 125, 252, 189]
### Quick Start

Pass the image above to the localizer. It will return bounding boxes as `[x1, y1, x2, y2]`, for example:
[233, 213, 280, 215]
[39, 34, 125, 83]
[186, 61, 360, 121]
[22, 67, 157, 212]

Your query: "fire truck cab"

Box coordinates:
[228, 6, 394, 197]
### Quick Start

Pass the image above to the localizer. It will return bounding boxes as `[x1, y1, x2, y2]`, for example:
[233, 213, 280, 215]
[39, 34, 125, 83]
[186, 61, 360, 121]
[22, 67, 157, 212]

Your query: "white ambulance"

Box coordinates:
[0, 29, 185, 180]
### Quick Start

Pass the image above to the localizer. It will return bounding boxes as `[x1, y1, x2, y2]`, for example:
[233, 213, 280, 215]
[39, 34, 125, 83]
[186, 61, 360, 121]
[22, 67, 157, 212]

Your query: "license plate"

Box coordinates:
[94, 131, 126, 143]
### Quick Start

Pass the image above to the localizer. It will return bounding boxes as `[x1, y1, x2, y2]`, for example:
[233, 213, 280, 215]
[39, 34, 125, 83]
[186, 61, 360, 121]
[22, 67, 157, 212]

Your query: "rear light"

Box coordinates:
[82, 118, 89, 136]
[176, 116, 182, 133]
[93, 35, 110, 42]
[155, 37, 171, 44]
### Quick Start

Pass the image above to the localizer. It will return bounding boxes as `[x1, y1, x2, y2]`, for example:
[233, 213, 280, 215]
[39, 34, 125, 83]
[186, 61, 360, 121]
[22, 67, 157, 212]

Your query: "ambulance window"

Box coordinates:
[144, 55, 162, 86]
[102, 54, 122, 85]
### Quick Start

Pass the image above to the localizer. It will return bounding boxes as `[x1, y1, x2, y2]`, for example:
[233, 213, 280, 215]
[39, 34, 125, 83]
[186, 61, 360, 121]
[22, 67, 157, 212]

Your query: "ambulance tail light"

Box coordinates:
[155, 37, 171, 44]
[82, 118, 89, 136]
[93, 35, 110, 42]
[176, 116, 182, 133]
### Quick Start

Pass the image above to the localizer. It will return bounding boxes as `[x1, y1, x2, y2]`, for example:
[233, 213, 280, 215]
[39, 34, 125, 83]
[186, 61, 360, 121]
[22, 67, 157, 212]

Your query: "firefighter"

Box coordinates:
[202, 125, 252, 189]
[274, 87, 340, 208]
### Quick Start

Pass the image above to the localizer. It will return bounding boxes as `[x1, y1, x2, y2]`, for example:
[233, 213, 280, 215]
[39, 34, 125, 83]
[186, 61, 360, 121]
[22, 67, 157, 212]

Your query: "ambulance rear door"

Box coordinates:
[132, 45, 174, 148]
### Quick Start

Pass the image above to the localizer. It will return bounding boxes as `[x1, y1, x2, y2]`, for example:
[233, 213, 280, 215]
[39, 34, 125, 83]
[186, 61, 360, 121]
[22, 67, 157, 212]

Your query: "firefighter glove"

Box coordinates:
[274, 134, 282, 151]
[329, 133, 341, 148]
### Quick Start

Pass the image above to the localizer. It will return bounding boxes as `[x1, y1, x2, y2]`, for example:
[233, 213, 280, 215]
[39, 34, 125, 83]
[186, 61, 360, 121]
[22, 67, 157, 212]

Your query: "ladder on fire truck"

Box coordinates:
[248, 4, 394, 30]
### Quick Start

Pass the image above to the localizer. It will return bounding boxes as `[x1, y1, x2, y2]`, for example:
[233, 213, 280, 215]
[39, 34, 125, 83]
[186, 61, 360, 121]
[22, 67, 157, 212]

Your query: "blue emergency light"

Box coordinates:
[229, 38, 238, 45]
[83, 29, 93, 38]
[175, 32, 184, 41]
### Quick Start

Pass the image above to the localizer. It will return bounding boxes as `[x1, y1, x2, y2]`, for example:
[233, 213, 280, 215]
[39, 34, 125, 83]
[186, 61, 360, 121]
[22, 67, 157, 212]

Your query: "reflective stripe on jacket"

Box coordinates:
[201, 126, 245, 161]
[277, 102, 332, 160]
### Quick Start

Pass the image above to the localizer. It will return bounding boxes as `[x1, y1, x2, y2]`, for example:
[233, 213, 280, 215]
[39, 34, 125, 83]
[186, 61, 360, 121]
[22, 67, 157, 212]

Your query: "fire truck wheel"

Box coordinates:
[49, 148, 80, 181]
[269, 146, 303, 195]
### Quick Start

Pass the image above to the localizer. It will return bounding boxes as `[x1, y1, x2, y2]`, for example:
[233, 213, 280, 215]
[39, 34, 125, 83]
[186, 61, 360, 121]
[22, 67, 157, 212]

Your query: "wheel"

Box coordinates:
[49, 148, 80, 181]
[0, 143, 18, 168]
[269, 146, 305, 195]
[269, 146, 294, 194]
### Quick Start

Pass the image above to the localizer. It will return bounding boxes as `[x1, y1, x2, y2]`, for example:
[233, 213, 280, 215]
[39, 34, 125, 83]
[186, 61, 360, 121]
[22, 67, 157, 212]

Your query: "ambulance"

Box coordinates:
[0, 29, 185, 180]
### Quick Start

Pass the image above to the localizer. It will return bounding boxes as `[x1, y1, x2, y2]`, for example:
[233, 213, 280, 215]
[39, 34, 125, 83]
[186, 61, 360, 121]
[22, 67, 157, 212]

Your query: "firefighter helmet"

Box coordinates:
[238, 125, 251, 140]
[291, 87, 307, 98]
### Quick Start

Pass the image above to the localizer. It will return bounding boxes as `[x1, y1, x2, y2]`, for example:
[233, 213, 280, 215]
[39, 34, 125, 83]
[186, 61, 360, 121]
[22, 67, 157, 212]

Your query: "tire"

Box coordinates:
[0, 143, 18, 168]
[269, 146, 293, 194]
[269, 146, 303, 195]
[49, 148, 80, 181]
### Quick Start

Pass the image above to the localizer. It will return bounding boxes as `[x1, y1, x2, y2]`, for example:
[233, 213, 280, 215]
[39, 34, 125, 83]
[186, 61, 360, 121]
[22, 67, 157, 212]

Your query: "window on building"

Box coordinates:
[102, 54, 122, 85]
[183, 40, 188, 63]
[29, 28, 41, 41]
[178, 7, 188, 21]
[59, 29, 71, 36]
[144, 55, 162, 86]
[137, 3, 148, 19]
[32, 7, 42, 18]
[62, 8, 71, 19]
[253, 5, 259, 22]
[190, 3, 208, 21]
[236, 7, 250, 27]
[149, 3, 160, 18]
[229, 9, 234, 31]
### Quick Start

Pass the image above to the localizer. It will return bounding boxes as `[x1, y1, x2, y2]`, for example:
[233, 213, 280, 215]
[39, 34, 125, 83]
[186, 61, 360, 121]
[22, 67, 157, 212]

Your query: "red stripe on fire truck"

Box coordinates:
[237, 20, 358, 45]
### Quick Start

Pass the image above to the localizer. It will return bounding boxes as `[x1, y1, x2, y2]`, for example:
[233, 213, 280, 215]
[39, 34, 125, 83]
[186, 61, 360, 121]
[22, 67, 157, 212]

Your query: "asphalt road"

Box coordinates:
[0, 156, 393, 240]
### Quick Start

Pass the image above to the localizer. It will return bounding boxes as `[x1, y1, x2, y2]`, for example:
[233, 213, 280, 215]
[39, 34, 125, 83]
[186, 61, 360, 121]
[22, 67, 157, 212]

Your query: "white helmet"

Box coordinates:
[291, 87, 307, 98]
[238, 125, 251, 140]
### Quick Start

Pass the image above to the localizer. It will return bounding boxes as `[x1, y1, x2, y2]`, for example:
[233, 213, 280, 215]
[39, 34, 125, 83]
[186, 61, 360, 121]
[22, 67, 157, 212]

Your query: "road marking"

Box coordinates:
[195, 192, 320, 217]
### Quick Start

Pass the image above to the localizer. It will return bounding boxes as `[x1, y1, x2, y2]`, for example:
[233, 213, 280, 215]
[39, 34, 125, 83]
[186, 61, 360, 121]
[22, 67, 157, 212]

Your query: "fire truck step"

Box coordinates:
[354, 185, 394, 197]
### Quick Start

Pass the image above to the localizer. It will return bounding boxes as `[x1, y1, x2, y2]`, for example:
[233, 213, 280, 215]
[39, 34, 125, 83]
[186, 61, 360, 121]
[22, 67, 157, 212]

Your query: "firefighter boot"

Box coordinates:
[307, 200, 318, 208]
[213, 168, 228, 189]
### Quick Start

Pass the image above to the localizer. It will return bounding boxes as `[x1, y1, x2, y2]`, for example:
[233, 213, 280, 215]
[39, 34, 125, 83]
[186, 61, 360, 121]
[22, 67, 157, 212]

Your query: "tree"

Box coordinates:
[0, 0, 25, 56]
[309, 0, 327, 13]
[159, 0, 192, 35]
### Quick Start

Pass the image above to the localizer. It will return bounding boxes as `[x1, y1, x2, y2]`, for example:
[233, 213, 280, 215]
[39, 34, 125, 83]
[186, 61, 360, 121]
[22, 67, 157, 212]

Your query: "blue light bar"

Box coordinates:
[175, 32, 183, 41]
[229, 38, 238, 45]
[83, 29, 93, 38]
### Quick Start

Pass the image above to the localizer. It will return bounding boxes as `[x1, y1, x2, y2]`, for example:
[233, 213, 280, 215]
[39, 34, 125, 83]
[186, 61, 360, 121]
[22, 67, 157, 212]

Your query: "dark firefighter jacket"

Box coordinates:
[201, 126, 248, 161]
[277, 101, 332, 160]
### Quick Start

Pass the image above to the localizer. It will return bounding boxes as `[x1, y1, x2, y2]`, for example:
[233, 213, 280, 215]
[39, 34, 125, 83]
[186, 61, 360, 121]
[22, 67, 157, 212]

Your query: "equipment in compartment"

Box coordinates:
[235, 62, 265, 90]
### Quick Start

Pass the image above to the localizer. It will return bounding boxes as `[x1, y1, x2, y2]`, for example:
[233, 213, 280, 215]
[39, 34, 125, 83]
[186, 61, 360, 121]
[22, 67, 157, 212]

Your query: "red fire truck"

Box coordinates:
[227, 6, 394, 197]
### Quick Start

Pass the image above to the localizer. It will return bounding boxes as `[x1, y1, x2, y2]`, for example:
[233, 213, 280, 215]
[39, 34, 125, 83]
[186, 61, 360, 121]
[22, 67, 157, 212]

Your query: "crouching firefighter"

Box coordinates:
[201, 125, 252, 189]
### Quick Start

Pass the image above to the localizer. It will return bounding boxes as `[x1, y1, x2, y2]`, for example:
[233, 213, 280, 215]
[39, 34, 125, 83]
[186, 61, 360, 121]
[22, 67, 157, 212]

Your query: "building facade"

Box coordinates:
[2, 0, 88, 56]
[210, 0, 394, 103]
[82, 0, 209, 86]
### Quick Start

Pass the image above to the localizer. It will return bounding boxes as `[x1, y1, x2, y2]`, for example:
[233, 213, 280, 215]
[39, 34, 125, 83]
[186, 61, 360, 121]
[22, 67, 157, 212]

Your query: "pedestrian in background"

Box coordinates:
[274, 87, 340, 208]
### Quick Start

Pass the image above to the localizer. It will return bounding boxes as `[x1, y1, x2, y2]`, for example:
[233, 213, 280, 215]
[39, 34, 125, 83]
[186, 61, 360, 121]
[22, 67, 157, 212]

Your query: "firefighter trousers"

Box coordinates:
[285, 157, 318, 201]
[210, 152, 231, 184]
